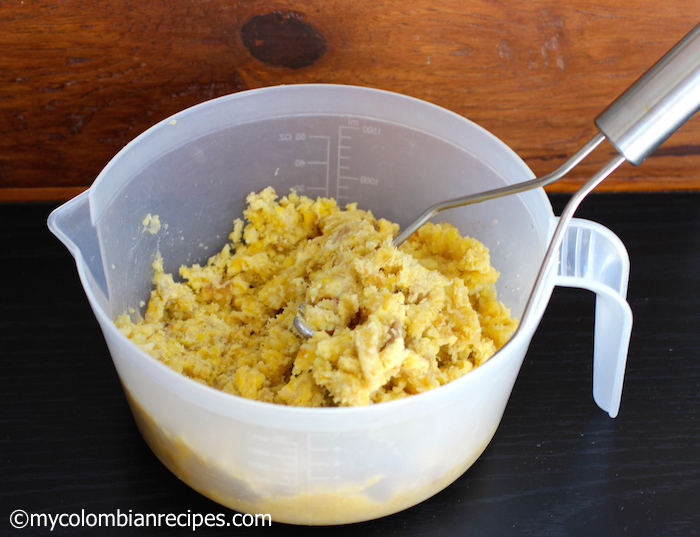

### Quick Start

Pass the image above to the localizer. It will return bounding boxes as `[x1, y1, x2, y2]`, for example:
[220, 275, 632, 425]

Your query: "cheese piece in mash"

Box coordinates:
[116, 187, 517, 407]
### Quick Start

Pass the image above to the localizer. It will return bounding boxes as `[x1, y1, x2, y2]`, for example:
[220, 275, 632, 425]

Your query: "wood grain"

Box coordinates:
[2, 1, 700, 200]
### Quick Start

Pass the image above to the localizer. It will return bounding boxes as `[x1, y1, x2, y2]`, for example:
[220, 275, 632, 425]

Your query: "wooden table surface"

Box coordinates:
[2, 2, 700, 201]
[2, 192, 699, 536]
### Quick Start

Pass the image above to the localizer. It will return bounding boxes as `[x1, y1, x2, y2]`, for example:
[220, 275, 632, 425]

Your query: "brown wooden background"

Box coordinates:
[2, 0, 700, 202]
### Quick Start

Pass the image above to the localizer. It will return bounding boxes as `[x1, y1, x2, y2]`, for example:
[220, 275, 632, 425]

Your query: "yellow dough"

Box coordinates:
[117, 187, 517, 407]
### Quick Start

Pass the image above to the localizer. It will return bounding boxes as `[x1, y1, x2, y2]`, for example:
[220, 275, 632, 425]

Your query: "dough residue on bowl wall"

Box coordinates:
[116, 187, 517, 407]
[142, 213, 162, 235]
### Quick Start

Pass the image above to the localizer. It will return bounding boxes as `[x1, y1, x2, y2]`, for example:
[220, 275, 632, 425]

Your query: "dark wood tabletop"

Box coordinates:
[2, 192, 699, 536]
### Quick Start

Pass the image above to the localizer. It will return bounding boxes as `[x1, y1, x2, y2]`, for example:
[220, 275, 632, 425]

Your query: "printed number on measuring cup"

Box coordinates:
[279, 133, 307, 141]
[361, 126, 381, 135]
[360, 176, 379, 186]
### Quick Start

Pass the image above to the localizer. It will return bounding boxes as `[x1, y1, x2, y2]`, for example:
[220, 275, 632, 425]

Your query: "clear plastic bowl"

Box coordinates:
[48, 84, 631, 525]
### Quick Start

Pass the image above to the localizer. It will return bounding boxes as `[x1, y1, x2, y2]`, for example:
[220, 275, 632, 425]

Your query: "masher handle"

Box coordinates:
[595, 23, 700, 165]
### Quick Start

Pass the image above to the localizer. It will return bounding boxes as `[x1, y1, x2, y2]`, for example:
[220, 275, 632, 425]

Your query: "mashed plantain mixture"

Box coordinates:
[117, 187, 517, 407]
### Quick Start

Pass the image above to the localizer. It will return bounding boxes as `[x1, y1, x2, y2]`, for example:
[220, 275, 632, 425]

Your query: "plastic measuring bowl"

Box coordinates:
[48, 84, 632, 525]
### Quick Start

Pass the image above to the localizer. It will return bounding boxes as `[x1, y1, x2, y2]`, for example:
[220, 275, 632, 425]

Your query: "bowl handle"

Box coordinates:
[552, 217, 633, 418]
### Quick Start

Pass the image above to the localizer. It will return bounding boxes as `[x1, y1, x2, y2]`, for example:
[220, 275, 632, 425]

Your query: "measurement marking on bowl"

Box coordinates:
[304, 134, 330, 195]
[337, 125, 361, 201]
[284, 119, 384, 201]
[247, 433, 300, 495]
[307, 433, 342, 486]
